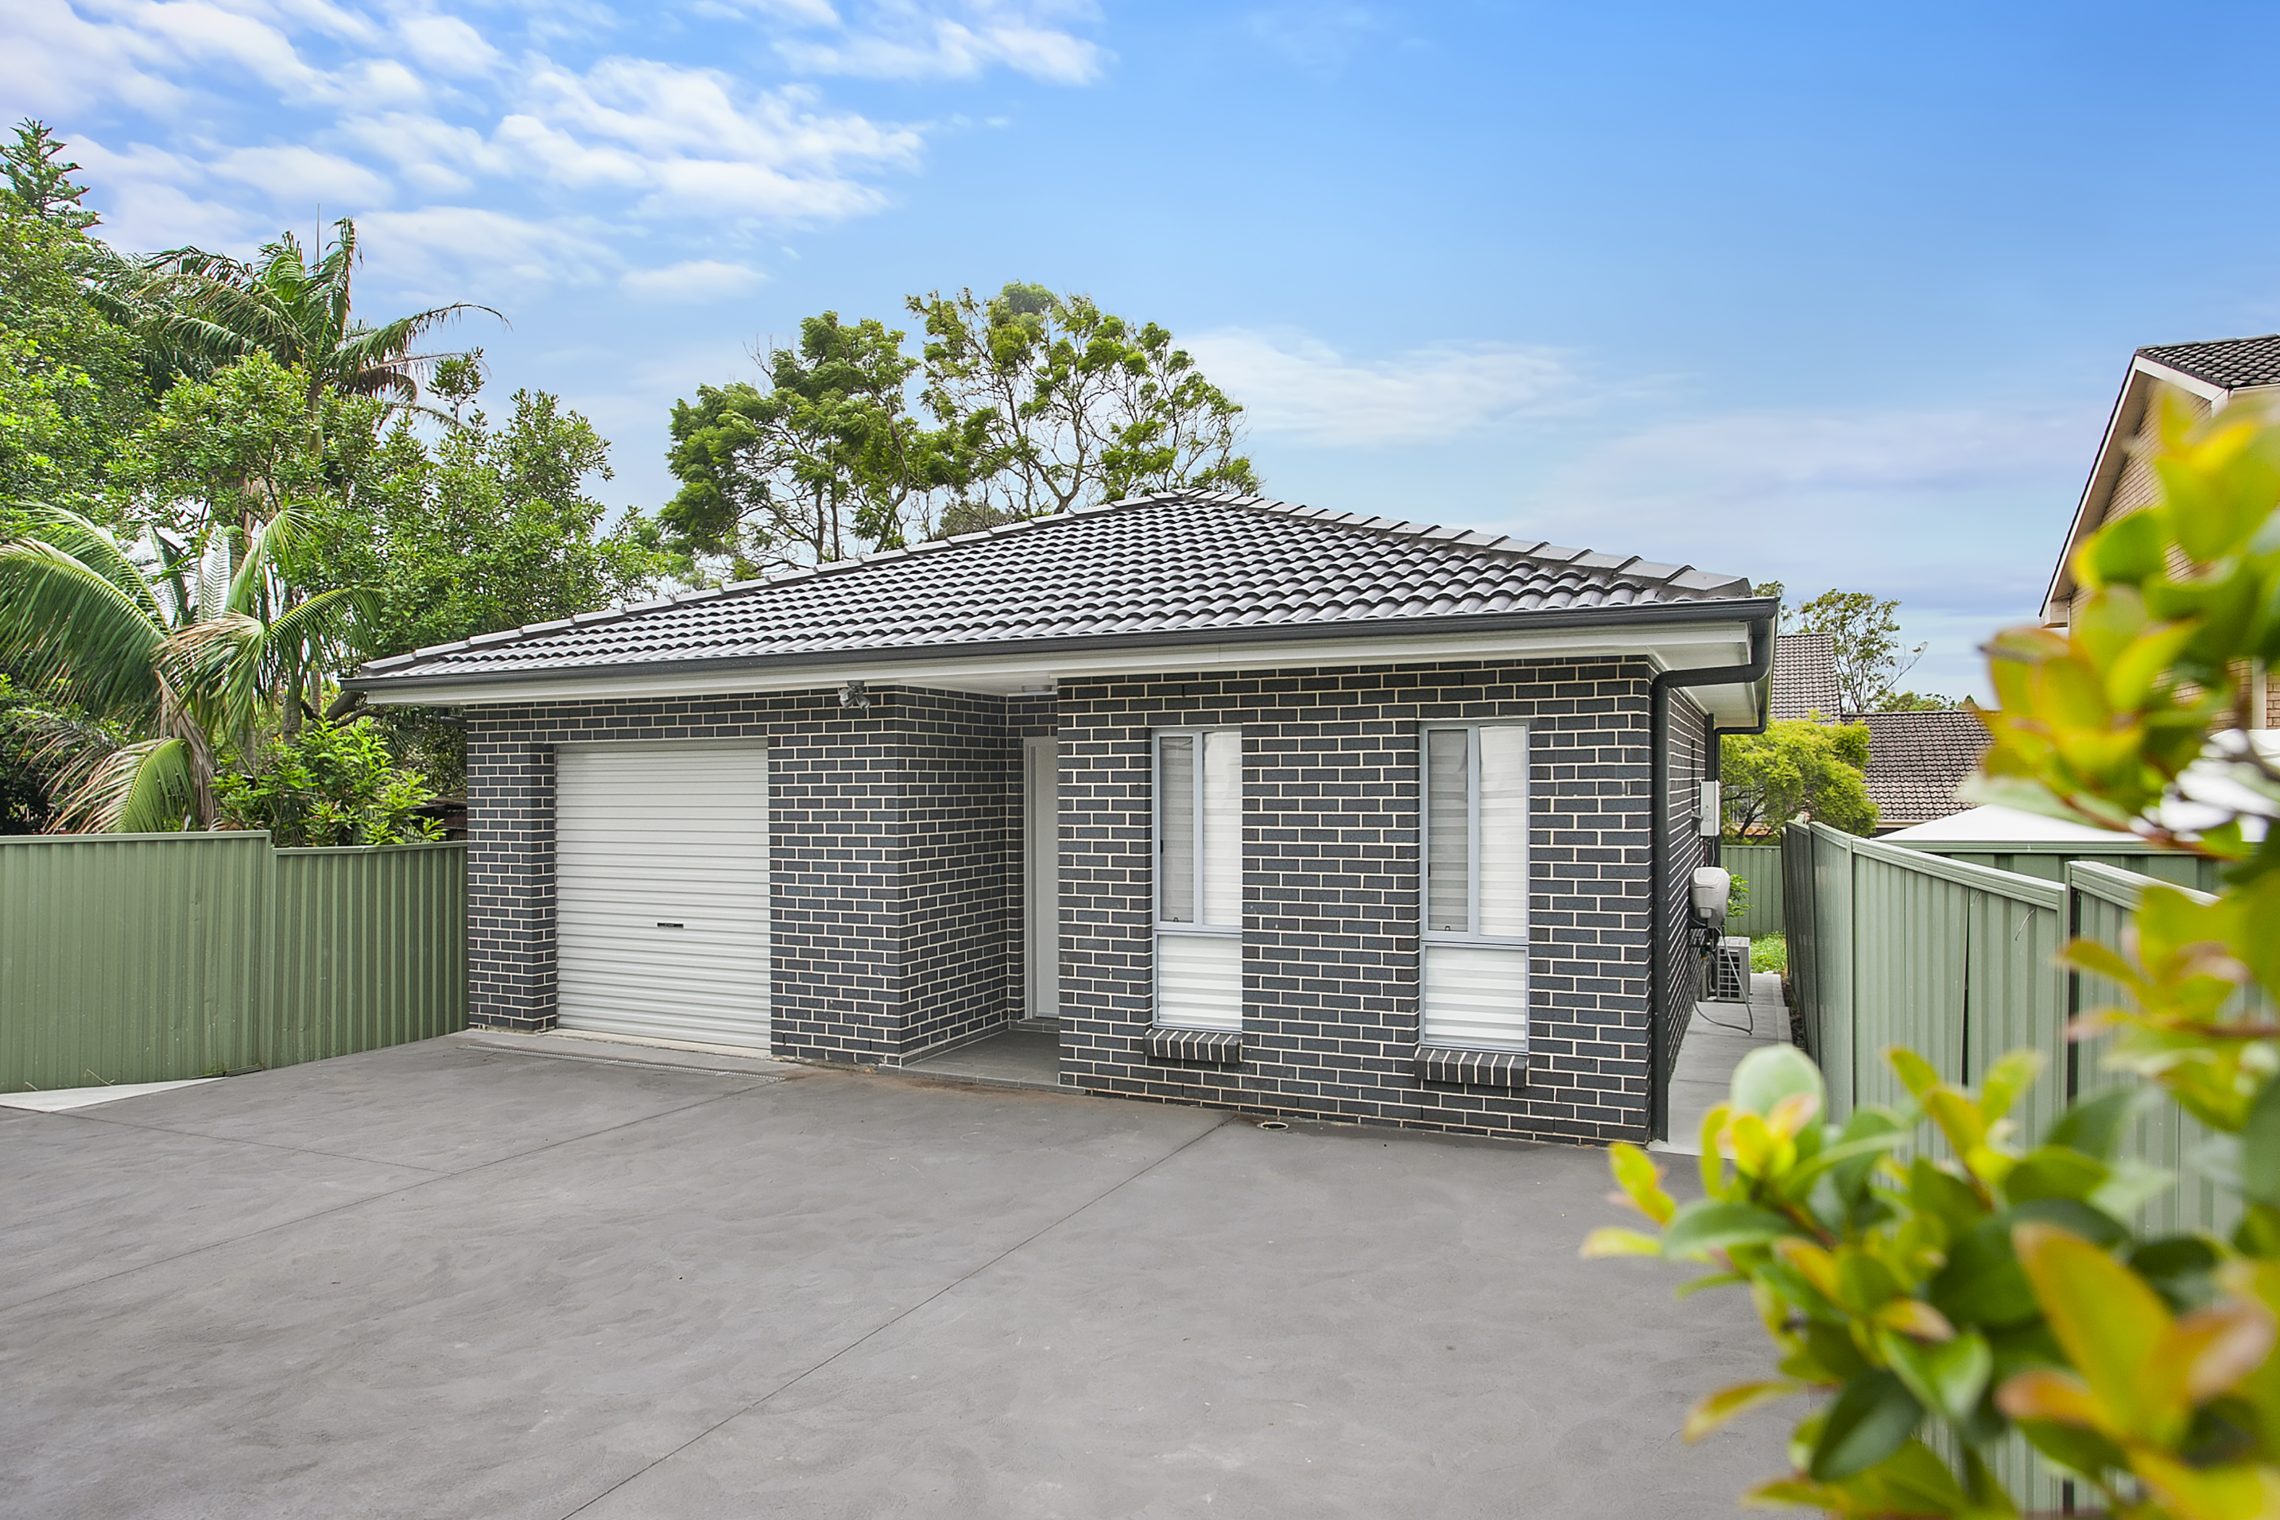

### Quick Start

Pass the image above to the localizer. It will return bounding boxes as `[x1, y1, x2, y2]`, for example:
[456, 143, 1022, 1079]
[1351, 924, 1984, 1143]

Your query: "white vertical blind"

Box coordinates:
[1201, 728, 1242, 927]
[1158, 734, 1196, 924]
[1425, 727, 1469, 933]
[1478, 724, 1529, 937]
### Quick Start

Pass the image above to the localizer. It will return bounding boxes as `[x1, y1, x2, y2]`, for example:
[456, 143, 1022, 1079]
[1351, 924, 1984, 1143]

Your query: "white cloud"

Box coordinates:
[335, 112, 509, 193]
[1185, 329, 1599, 446]
[355, 205, 616, 293]
[395, 10, 500, 74]
[210, 143, 393, 209]
[501, 59, 922, 219]
[620, 258, 770, 301]
[0, 0, 183, 115]
[776, 1, 1107, 84]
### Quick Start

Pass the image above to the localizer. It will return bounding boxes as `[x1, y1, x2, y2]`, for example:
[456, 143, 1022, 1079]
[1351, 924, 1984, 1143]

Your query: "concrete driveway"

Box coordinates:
[1, 1035, 1786, 1519]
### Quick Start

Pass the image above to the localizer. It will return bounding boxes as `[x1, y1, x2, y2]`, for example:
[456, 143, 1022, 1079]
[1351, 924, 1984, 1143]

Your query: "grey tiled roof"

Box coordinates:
[355, 489, 1758, 686]
[2139, 335, 2280, 391]
[1771, 632, 1840, 722]
[1864, 709, 1991, 831]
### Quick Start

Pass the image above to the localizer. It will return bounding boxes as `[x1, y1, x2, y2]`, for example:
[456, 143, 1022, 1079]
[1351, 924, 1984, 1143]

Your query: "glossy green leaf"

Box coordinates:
[1805, 1370, 1921, 1482]
[1661, 1202, 1796, 1260]
[1883, 1329, 1992, 1423]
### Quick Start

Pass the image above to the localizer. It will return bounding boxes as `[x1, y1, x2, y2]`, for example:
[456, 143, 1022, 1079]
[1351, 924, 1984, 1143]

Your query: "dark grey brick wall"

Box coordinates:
[464, 687, 1016, 1065]
[1055, 658, 1660, 1145]
[1658, 694, 1711, 1103]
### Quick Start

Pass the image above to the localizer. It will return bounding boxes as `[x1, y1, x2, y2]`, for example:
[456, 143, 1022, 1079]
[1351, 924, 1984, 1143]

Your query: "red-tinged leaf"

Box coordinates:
[1872, 1299, 1954, 1342]
[1994, 1368, 2106, 1429]
[2013, 1223, 2174, 1439]
[1580, 1227, 1663, 1260]
[2160, 1300, 2278, 1406]
[1684, 1380, 1801, 1443]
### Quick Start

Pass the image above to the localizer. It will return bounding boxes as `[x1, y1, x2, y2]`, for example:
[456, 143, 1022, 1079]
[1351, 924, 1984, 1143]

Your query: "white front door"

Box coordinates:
[1023, 736, 1059, 1020]
[554, 741, 772, 1050]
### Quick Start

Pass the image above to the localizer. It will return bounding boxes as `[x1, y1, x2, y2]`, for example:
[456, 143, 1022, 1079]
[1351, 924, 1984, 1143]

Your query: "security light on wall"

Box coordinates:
[1699, 780, 1720, 835]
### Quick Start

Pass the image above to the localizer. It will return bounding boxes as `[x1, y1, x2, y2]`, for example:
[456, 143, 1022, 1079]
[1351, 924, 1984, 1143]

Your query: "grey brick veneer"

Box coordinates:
[463, 686, 1014, 1065]
[1055, 657, 1668, 1145]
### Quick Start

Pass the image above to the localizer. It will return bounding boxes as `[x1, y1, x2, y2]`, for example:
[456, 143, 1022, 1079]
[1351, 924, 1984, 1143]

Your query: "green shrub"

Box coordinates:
[215, 719, 440, 846]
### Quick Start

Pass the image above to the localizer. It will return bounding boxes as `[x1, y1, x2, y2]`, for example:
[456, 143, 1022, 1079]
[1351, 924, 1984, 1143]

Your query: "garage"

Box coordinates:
[553, 741, 772, 1050]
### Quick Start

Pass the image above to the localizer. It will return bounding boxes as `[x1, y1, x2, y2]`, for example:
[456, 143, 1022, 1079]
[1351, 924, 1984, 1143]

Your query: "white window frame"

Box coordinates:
[1152, 726, 1243, 1032]
[1418, 722, 1531, 1052]
[1151, 726, 1242, 938]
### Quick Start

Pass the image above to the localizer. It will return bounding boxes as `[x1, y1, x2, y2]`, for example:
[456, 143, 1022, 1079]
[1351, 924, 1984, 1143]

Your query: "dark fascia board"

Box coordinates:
[345, 595, 1783, 696]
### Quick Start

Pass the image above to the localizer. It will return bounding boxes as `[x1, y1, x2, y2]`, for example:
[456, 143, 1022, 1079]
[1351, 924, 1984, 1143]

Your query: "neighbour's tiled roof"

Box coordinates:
[354, 489, 1759, 686]
[1770, 632, 1840, 722]
[2139, 335, 2280, 391]
[1864, 709, 1991, 831]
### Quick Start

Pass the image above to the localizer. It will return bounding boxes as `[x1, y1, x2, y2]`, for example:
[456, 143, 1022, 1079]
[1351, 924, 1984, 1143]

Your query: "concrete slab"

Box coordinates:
[0, 1114, 432, 1311]
[904, 1026, 1061, 1090]
[576, 1123, 1785, 1520]
[1662, 975, 1791, 1158]
[0, 1037, 1789, 1520]
[73, 1036, 782, 1173]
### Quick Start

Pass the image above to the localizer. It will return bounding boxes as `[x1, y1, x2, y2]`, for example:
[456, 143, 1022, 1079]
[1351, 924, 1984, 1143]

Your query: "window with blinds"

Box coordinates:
[1154, 728, 1242, 1031]
[1419, 723, 1530, 1052]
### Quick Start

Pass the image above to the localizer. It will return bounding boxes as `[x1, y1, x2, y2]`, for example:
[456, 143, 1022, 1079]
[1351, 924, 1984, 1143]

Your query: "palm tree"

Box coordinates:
[133, 218, 501, 414]
[0, 508, 361, 830]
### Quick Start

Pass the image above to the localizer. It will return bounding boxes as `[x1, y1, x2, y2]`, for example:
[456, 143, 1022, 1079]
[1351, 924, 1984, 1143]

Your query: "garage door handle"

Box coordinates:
[656, 921, 684, 929]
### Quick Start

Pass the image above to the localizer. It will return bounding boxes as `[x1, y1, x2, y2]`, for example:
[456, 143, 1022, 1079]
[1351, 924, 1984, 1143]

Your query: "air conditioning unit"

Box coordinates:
[1707, 934, 1750, 1002]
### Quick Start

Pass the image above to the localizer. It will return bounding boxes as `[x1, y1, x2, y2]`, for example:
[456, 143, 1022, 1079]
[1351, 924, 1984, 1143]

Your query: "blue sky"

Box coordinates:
[11, 0, 2280, 697]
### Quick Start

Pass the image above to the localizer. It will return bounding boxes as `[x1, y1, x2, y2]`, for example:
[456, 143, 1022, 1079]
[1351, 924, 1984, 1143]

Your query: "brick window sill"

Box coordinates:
[1414, 1047, 1529, 1088]
[1145, 1027, 1244, 1065]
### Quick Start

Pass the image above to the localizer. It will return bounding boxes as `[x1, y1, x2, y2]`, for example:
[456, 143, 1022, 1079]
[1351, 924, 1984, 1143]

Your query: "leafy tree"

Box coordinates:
[0, 120, 98, 231]
[1795, 588, 1925, 716]
[662, 313, 950, 576]
[341, 381, 661, 661]
[1592, 399, 2280, 1515]
[0, 194, 150, 522]
[314, 375, 662, 784]
[909, 281, 1257, 529]
[1720, 717, 1875, 837]
[215, 718, 439, 846]
[1881, 689, 1963, 711]
[0, 507, 361, 829]
[111, 351, 385, 544]
[132, 218, 499, 413]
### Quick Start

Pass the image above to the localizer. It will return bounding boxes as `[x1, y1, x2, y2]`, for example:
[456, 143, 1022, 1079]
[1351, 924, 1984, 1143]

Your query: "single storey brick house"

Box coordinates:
[351, 491, 1774, 1144]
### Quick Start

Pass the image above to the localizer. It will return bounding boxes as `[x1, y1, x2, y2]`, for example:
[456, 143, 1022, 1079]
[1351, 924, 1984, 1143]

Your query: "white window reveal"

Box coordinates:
[1154, 727, 1243, 1031]
[1419, 723, 1530, 1052]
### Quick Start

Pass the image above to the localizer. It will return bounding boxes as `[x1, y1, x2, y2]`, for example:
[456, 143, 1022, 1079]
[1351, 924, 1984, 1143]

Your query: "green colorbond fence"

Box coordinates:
[1777, 826, 2260, 1513]
[1724, 833, 2210, 940]
[0, 833, 465, 1092]
[1720, 841, 1785, 938]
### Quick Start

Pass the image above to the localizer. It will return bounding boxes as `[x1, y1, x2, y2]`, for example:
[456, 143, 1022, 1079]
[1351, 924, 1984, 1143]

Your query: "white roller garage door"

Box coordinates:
[554, 741, 772, 1050]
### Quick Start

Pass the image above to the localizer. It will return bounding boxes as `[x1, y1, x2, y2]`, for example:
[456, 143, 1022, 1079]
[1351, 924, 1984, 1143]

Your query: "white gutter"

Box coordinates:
[359, 620, 1765, 724]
